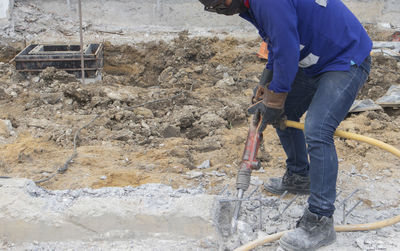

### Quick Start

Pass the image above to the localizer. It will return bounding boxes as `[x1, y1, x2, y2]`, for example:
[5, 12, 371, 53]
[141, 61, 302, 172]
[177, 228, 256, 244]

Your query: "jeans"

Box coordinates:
[276, 57, 371, 217]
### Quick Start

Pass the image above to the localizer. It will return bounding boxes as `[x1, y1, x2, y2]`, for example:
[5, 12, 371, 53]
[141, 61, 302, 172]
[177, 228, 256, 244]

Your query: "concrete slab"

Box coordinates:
[376, 85, 400, 108]
[0, 178, 220, 243]
[0, 0, 13, 20]
[349, 99, 383, 113]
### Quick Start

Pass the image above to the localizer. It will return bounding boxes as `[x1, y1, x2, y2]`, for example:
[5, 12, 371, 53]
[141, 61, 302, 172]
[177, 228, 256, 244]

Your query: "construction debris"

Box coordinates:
[376, 85, 400, 108]
[349, 99, 382, 113]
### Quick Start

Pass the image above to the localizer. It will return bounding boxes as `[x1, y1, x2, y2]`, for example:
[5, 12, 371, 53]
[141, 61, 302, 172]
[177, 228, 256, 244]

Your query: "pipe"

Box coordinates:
[234, 120, 400, 251]
[285, 120, 400, 159]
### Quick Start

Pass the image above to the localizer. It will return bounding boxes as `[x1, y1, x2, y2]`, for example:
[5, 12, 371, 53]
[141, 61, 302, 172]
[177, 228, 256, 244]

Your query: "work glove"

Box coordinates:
[249, 89, 287, 133]
[236, 167, 252, 191]
[252, 68, 273, 104]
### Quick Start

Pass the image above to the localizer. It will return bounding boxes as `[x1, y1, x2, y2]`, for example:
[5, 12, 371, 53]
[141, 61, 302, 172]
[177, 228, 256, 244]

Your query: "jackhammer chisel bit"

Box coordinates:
[232, 115, 263, 232]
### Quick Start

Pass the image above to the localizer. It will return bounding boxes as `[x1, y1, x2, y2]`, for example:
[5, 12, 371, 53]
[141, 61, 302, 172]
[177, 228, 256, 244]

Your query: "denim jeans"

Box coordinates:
[276, 56, 371, 217]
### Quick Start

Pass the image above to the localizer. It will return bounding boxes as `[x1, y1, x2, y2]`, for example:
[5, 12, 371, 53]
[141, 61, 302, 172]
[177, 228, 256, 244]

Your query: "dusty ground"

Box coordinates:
[1, 1, 400, 249]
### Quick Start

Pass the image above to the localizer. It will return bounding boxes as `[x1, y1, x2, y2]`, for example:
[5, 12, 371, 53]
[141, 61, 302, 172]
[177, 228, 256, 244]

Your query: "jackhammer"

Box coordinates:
[232, 112, 263, 231]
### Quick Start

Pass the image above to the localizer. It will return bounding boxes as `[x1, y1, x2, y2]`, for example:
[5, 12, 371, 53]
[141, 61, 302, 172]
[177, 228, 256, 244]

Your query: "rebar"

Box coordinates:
[339, 189, 360, 224]
[247, 186, 260, 199]
[339, 189, 360, 208]
[279, 190, 288, 200]
[259, 195, 262, 229]
[273, 194, 299, 221]
[218, 184, 229, 196]
[345, 200, 363, 218]
[336, 190, 342, 201]
[78, 0, 85, 84]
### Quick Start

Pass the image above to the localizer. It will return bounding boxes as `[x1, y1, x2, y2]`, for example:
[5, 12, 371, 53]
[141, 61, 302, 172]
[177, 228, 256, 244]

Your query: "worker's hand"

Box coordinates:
[236, 167, 252, 191]
[252, 68, 273, 104]
[252, 85, 265, 104]
[253, 89, 287, 132]
[254, 104, 284, 132]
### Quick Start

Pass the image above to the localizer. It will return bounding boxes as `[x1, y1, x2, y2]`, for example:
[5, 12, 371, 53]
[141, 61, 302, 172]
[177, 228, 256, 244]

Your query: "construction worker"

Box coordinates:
[198, 0, 372, 250]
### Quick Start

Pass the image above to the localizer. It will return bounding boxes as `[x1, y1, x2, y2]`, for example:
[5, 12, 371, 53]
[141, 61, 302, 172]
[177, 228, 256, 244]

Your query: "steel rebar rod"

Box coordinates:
[78, 0, 85, 84]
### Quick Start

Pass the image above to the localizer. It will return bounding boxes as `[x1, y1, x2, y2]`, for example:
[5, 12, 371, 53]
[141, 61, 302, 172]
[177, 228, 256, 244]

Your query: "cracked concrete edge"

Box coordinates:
[0, 178, 222, 243]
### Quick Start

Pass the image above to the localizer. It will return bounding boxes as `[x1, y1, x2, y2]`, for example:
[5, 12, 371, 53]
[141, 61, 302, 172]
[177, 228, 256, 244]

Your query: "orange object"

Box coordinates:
[257, 41, 269, 60]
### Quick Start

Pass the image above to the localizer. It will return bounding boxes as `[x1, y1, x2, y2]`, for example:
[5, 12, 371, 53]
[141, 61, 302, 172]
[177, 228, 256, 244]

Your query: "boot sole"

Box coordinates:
[263, 183, 310, 195]
[279, 234, 336, 251]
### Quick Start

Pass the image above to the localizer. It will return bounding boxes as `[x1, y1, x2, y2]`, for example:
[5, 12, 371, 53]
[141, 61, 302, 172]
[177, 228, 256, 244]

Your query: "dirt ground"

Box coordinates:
[0, 27, 399, 198]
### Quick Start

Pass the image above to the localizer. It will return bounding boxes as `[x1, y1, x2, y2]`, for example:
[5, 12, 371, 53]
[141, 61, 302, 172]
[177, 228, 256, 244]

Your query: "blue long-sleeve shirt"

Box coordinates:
[240, 0, 372, 93]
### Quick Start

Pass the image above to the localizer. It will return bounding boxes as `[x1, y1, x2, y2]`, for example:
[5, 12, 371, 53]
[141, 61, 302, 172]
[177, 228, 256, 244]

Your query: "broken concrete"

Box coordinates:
[0, 178, 220, 243]
[376, 85, 400, 108]
[0, 0, 13, 20]
[349, 99, 383, 113]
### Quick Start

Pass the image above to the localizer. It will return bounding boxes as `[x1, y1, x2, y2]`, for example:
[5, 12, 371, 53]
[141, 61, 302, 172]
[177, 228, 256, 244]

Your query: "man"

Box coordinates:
[198, 0, 372, 250]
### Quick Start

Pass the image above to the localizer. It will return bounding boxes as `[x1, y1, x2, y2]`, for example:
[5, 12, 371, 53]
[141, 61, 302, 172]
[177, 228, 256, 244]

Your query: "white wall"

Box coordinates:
[27, 0, 400, 30]
[343, 0, 400, 27]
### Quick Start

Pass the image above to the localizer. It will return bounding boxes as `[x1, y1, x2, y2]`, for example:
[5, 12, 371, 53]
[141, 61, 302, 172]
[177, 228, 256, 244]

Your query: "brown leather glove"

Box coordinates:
[252, 68, 273, 104]
[254, 89, 288, 132]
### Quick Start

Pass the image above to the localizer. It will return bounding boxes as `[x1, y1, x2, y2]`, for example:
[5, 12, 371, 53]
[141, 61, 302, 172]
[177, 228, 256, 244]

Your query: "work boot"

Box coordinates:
[279, 208, 336, 251]
[263, 171, 310, 195]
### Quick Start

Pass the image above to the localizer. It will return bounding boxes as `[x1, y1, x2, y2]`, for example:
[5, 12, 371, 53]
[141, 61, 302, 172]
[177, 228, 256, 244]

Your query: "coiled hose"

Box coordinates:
[234, 120, 400, 251]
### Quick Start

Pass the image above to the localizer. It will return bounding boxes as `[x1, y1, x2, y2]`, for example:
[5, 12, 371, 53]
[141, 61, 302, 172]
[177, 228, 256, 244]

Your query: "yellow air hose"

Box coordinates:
[234, 120, 400, 251]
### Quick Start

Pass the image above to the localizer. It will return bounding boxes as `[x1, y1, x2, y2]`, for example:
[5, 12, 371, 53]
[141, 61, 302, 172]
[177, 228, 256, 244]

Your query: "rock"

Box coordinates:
[113, 129, 133, 141]
[63, 86, 91, 104]
[42, 93, 62, 105]
[356, 236, 368, 249]
[215, 76, 235, 88]
[32, 76, 40, 83]
[207, 171, 226, 177]
[362, 162, 369, 169]
[0, 88, 9, 100]
[197, 160, 210, 169]
[40, 67, 76, 83]
[0, 119, 14, 137]
[191, 137, 222, 152]
[134, 107, 154, 119]
[186, 171, 203, 179]
[217, 103, 246, 124]
[193, 66, 203, 74]
[186, 124, 209, 139]
[250, 176, 264, 186]
[287, 205, 304, 219]
[377, 22, 392, 29]
[370, 120, 387, 130]
[104, 87, 138, 103]
[162, 125, 180, 138]
[100, 176, 107, 180]
[158, 66, 174, 84]
[350, 165, 357, 174]
[179, 159, 196, 170]
[174, 105, 198, 129]
[237, 220, 254, 244]
[198, 113, 225, 128]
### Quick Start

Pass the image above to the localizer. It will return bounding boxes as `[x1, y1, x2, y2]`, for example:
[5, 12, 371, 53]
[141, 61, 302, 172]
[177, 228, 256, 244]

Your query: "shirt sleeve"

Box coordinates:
[266, 42, 274, 70]
[253, 0, 300, 93]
